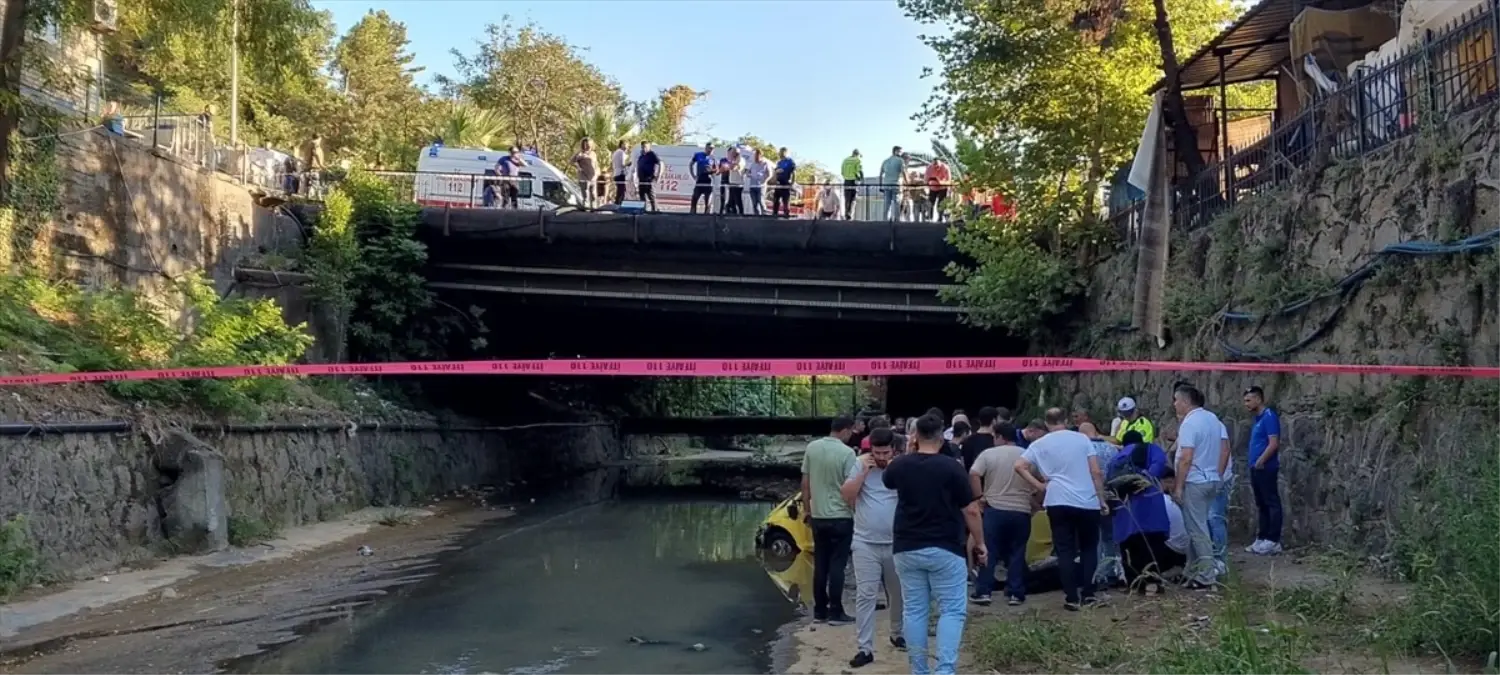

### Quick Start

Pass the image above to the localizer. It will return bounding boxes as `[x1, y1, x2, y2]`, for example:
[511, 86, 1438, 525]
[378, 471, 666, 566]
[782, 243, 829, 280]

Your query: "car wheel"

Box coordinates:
[762, 527, 798, 557]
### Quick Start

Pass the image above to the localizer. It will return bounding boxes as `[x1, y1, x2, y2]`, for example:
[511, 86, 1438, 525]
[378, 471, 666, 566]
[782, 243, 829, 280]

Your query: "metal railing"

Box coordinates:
[1174, 0, 1498, 231]
[305, 169, 982, 223]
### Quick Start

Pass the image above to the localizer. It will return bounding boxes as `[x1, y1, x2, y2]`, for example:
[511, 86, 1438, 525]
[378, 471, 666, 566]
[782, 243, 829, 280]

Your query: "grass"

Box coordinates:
[376, 509, 418, 527]
[970, 614, 1132, 671]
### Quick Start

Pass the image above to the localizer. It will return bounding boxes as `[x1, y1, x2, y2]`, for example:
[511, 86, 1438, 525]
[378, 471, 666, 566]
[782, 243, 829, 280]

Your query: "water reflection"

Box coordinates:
[236, 499, 794, 675]
[758, 551, 814, 611]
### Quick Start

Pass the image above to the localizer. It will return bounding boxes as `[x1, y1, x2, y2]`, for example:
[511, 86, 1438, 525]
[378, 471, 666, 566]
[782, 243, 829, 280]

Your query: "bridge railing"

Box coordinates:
[285, 170, 1003, 222]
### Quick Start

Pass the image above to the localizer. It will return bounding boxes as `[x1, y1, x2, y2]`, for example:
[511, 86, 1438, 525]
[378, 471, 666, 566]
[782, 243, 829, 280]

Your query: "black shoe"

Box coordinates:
[1185, 580, 1214, 591]
[827, 612, 855, 626]
[813, 609, 828, 623]
[890, 636, 907, 651]
[1063, 600, 1081, 612]
[1082, 596, 1106, 608]
[849, 651, 874, 668]
[876, 600, 887, 610]
[969, 592, 992, 605]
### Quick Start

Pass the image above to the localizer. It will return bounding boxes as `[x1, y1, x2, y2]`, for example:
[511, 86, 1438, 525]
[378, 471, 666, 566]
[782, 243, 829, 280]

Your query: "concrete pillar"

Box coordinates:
[154, 431, 229, 553]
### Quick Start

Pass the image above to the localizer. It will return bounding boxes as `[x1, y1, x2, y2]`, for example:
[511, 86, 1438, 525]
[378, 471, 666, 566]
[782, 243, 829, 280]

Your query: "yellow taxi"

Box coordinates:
[754, 493, 1061, 593]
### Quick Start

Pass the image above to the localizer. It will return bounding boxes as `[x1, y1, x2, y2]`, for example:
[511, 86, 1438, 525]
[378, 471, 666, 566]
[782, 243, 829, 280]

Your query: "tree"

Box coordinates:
[711, 133, 835, 185]
[900, 0, 1243, 337]
[568, 106, 637, 152]
[441, 18, 621, 162]
[635, 84, 703, 145]
[426, 100, 508, 149]
[331, 10, 429, 169]
[0, 0, 92, 202]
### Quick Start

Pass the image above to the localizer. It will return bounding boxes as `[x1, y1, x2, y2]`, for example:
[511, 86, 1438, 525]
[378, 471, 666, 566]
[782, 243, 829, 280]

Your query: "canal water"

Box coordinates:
[233, 499, 799, 674]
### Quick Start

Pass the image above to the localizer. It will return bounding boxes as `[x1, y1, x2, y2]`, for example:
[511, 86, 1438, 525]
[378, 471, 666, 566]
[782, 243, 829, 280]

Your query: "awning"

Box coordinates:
[1147, 0, 1300, 93]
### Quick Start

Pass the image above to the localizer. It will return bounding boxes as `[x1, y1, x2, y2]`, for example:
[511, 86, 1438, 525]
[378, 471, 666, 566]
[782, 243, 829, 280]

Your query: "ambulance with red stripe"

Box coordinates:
[412, 145, 584, 210]
[634, 144, 807, 216]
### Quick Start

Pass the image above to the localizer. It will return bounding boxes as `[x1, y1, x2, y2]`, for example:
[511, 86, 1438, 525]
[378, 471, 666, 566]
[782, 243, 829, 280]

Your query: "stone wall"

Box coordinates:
[1055, 108, 1499, 554]
[0, 421, 621, 580]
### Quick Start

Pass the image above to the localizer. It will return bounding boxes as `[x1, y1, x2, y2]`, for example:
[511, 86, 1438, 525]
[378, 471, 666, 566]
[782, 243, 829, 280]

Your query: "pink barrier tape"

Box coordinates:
[0, 357, 1495, 387]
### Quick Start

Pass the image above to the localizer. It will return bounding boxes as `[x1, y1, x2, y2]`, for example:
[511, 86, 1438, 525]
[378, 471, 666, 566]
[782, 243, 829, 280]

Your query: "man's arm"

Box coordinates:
[1175, 445, 1195, 501]
[1255, 411, 1282, 469]
[1087, 455, 1109, 514]
[839, 453, 860, 508]
[968, 453, 988, 501]
[800, 450, 812, 520]
[1014, 455, 1047, 494]
[1217, 433, 1231, 479]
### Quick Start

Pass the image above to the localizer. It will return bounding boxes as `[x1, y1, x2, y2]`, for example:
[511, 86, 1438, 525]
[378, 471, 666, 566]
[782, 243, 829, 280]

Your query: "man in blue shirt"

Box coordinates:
[772, 147, 796, 218]
[1242, 386, 1283, 555]
[496, 147, 527, 208]
[635, 141, 661, 213]
[689, 142, 716, 214]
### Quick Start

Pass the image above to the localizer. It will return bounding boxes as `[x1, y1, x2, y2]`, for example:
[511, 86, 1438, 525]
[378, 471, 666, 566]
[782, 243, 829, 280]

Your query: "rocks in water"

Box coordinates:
[160, 587, 179, 599]
[357, 545, 374, 557]
[690, 643, 706, 652]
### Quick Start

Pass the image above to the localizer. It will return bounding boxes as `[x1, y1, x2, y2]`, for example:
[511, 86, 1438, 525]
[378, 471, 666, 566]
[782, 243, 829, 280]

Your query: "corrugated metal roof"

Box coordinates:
[1148, 0, 1297, 93]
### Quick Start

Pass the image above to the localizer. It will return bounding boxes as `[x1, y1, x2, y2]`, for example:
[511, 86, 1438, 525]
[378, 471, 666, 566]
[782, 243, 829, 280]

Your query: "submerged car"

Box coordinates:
[755, 493, 1061, 593]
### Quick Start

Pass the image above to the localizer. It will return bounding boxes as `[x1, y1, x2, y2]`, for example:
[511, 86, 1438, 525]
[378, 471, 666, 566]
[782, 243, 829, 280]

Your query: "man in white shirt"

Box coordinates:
[1171, 385, 1223, 589]
[610, 140, 631, 205]
[817, 184, 842, 219]
[745, 149, 772, 216]
[1013, 408, 1110, 611]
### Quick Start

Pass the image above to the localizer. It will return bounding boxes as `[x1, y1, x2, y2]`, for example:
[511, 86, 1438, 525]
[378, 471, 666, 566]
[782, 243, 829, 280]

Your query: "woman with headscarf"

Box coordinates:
[1105, 430, 1176, 593]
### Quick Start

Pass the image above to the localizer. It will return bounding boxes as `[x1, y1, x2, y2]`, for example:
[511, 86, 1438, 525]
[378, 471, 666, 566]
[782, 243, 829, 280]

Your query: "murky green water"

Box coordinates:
[236, 499, 795, 674]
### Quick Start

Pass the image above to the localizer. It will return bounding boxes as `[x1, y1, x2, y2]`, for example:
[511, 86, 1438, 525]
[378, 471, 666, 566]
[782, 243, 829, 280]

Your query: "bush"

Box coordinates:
[0, 515, 42, 599]
[0, 273, 313, 417]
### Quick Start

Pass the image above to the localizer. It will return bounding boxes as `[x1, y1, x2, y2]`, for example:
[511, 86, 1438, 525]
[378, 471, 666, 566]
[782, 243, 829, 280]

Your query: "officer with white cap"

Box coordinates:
[1112, 396, 1156, 444]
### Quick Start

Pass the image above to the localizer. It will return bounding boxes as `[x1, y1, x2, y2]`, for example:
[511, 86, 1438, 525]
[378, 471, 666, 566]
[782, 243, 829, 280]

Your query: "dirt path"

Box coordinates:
[0, 504, 507, 674]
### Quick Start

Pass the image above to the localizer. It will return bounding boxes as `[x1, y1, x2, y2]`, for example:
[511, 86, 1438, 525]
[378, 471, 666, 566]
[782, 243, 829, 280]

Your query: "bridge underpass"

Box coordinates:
[288, 205, 1027, 426]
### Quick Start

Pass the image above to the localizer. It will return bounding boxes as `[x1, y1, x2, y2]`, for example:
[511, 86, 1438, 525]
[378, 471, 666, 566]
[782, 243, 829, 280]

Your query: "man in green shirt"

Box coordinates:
[840, 149, 864, 220]
[802, 415, 859, 625]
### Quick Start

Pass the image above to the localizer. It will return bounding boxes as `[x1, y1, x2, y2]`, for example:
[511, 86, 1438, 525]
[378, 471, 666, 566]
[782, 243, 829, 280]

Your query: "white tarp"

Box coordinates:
[1128, 91, 1165, 192]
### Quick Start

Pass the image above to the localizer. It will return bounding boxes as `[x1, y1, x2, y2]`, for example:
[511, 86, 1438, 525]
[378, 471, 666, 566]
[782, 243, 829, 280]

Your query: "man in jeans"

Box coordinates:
[802, 415, 858, 625]
[1014, 408, 1110, 610]
[1172, 385, 1225, 589]
[1209, 418, 1232, 573]
[968, 422, 1035, 606]
[879, 146, 906, 222]
[882, 414, 985, 675]
[840, 427, 906, 668]
[1243, 386, 1284, 555]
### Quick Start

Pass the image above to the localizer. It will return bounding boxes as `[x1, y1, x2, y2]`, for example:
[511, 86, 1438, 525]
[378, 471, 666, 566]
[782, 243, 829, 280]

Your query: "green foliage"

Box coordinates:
[633, 85, 703, 146]
[0, 273, 312, 417]
[324, 170, 483, 362]
[226, 514, 279, 547]
[0, 515, 42, 599]
[425, 100, 508, 150]
[942, 222, 1081, 338]
[569, 106, 638, 151]
[440, 18, 622, 162]
[1384, 434, 1500, 659]
[330, 10, 429, 170]
[633, 377, 860, 418]
[898, 0, 1261, 335]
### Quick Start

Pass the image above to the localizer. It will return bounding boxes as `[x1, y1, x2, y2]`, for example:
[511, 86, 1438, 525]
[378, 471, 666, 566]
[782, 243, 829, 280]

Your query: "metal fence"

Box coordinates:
[1175, 0, 1499, 231]
[304, 169, 980, 222]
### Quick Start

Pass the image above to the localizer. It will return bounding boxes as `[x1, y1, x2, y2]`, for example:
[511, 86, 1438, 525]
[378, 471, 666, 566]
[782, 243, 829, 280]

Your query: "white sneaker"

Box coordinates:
[1245, 539, 1267, 553]
[1261, 542, 1283, 555]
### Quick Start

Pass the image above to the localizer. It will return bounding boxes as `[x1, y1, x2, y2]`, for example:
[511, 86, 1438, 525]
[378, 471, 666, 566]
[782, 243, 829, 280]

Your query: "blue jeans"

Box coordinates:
[895, 547, 968, 675]
[882, 188, 901, 221]
[748, 186, 764, 215]
[1096, 519, 1122, 585]
[1210, 475, 1234, 564]
[976, 507, 1030, 600]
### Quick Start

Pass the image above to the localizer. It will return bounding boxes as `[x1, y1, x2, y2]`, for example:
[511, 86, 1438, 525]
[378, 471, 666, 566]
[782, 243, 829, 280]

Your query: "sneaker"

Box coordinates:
[813, 610, 828, 623]
[1261, 541, 1284, 555]
[827, 612, 855, 626]
[1063, 600, 1081, 611]
[1082, 595, 1108, 608]
[1245, 539, 1267, 553]
[1214, 560, 1228, 578]
[1007, 596, 1024, 606]
[849, 651, 874, 668]
[890, 636, 907, 651]
[969, 592, 992, 606]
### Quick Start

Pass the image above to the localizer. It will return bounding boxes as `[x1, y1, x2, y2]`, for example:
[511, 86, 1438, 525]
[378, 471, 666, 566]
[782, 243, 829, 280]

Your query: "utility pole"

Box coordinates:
[229, 0, 239, 145]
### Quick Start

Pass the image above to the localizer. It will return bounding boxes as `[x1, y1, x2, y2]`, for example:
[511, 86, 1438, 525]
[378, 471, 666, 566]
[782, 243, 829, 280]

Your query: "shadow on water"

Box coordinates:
[223, 469, 799, 675]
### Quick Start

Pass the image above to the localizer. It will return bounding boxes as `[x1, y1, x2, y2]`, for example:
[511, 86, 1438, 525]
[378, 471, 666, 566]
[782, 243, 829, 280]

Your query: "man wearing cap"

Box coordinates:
[1112, 397, 1155, 445]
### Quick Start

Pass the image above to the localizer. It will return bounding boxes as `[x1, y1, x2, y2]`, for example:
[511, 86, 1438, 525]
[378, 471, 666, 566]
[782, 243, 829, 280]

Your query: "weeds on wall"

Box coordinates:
[1, 107, 65, 270]
[0, 515, 41, 599]
[0, 273, 313, 417]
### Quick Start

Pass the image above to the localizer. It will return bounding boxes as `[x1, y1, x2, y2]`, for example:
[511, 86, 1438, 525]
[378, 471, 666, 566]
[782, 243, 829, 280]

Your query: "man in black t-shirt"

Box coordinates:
[959, 406, 999, 471]
[882, 414, 986, 674]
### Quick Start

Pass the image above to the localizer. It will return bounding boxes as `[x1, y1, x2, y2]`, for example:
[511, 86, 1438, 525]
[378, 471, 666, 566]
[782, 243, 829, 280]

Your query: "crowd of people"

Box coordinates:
[800, 384, 1284, 674]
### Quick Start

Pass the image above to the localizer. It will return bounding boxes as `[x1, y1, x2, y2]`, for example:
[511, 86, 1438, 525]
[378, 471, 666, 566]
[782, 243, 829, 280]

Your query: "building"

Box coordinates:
[2, 0, 117, 118]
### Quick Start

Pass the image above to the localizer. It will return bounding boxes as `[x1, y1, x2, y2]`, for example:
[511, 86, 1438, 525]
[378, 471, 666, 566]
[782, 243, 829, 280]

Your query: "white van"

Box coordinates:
[411, 145, 584, 210]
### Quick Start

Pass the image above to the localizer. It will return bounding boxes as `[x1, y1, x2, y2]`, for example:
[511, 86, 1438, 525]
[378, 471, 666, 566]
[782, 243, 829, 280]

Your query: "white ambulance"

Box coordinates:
[410, 144, 584, 210]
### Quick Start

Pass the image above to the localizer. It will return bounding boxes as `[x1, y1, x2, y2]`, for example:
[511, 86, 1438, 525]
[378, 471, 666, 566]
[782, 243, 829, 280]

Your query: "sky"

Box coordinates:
[312, 0, 945, 170]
